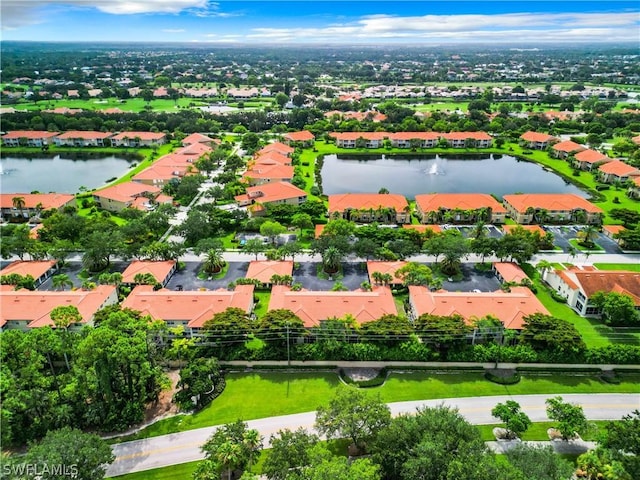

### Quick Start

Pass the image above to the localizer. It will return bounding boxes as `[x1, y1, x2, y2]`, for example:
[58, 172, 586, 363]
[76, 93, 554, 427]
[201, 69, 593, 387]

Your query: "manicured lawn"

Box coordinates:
[19, 97, 209, 113]
[413, 101, 469, 112]
[111, 461, 198, 480]
[568, 238, 604, 252]
[476, 420, 609, 442]
[253, 290, 271, 318]
[594, 263, 640, 272]
[521, 264, 610, 348]
[116, 371, 640, 442]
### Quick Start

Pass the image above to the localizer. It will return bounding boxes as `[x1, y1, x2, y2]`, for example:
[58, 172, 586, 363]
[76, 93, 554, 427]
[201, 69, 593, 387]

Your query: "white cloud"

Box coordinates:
[245, 12, 639, 43]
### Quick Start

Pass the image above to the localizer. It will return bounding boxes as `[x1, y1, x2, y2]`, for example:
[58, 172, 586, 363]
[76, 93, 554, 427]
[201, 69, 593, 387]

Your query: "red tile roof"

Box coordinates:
[598, 160, 640, 177]
[314, 224, 326, 238]
[94, 182, 161, 203]
[175, 142, 213, 156]
[181, 133, 216, 145]
[111, 131, 166, 141]
[121, 260, 176, 284]
[443, 131, 492, 141]
[502, 193, 602, 214]
[246, 261, 294, 284]
[0, 285, 117, 329]
[0, 260, 57, 279]
[121, 284, 254, 329]
[253, 151, 291, 166]
[415, 193, 506, 213]
[268, 285, 397, 327]
[328, 193, 409, 214]
[602, 225, 625, 236]
[56, 131, 113, 140]
[0, 193, 75, 210]
[390, 132, 441, 141]
[258, 142, 294, 155]
[366, 261, 408, 281]
[235, 182, 307, 205]
[284, 130, 315, 142]
[242, 164, 294, 181]
[329, 132, 388, 141]
[2, 131, 59, 140]
[552, 140, 586, 153]
[520, 131, 556, 143]
[493, 262, 528, 284]
[409, 285, 548, 330]
[572, 270, 640, 302]
[574, 149, 611, 164]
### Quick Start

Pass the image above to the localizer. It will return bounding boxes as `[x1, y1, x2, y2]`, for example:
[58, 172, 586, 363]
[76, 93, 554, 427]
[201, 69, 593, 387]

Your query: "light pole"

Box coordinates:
[286, 322, 291, 367]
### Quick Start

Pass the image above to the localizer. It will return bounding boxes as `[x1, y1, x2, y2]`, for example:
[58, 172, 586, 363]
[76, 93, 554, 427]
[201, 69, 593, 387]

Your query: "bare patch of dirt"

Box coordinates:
[144, 369, 180, 423]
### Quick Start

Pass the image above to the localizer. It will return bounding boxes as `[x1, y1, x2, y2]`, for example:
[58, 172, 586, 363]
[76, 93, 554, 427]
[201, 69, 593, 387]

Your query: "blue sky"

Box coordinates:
[2, 1, 639, 44]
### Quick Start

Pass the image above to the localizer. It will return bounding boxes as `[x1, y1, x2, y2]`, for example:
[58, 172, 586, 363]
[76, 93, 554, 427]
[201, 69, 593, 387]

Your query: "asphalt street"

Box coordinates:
[105, 393, 640, 477]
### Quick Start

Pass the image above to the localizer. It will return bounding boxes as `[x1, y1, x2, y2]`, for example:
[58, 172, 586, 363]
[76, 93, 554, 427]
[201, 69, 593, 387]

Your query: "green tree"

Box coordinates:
[291, 212, 313, 237]
[260, 220, 286, 246]
[174, 357, 222, 411]
[591, 291, 640, 326]
[243, 238, 266, 260]
[51, 273, 73, 291]
[394, 262, 436, 287]
[203, 248, 226, 274]
[491, 400, 532, 439]
[23, 427, 115, 480]
[315, 388, 391, 454]
[597, 410, 640, 478]
[278, 241, 303, 262]
[50, 305, 82, 330]
[302, 444, 381, 480]
[321, 246, 343, 275]
[11, 196, 26, 220]
[506, 444, 574, 480]
[262, 428, 319, 480]
[545, 396, 589, 440]
[576, 448, 632, 480]
[414, 314, 470, 360]
[520, 313, 586, 358]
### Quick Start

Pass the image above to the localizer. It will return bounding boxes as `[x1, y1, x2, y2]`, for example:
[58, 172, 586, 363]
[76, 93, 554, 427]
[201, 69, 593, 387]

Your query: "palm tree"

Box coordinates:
[371, 271, 384, 285]
[52, 273, 73, 291]
[216, 441, 243, 480]
[11, 196, 26, 220]
[242, 429, 263, 470]
[322, 246, 343, 275]
[577, 225, 599, 248]
[536, 260, 553, 278]
[566, 245, 578, 264]
[203, 248, 225, 274]
[471, 220, 487, 240]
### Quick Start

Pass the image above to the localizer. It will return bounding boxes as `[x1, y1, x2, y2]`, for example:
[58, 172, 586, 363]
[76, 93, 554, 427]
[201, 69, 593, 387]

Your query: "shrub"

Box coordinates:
[310, 186, 321, 196]
[549, 290, 567, 303]
[485, 371, 521, 385]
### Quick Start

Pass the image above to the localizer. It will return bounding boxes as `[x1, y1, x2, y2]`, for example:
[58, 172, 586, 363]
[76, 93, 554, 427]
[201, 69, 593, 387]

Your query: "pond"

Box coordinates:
[320, 153, 588, 200]
[0, 153, 138, 193]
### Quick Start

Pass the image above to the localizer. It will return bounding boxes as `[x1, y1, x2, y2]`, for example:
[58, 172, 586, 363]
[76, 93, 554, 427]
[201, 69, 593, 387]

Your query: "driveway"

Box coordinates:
[165, 261, 249, 291]
[441, 263, 502, 292]
[37, 261, 128, 291]
[544, 225, 623, 255]
[294, 262, 369, 290]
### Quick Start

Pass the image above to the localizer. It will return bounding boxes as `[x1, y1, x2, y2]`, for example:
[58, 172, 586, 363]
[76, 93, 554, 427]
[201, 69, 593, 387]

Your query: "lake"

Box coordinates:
[320, 153, 588, 199]
[0, 154, 137, 193]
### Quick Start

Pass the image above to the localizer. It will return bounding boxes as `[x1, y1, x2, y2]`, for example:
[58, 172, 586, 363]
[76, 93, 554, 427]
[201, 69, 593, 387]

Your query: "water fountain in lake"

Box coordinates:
[426, 157, 445, 175]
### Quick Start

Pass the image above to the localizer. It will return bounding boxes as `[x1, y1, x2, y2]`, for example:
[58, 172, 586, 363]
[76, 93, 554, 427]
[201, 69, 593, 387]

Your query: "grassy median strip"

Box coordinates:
[114, 371, 640, 442]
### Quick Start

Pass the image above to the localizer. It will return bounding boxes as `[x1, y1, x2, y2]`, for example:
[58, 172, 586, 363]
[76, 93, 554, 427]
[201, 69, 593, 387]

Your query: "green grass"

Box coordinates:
[18, 97, 210, 113]
[111, 460, 198, 479]
[413, 101, 470, 112]
[594, 263, 640, 272]
[253, 290, 272, 318]
[116, 371, 640, 442]
[568, 238, 604, 252]
[476, 421, 609, 442]
[521, 264, 610, 348]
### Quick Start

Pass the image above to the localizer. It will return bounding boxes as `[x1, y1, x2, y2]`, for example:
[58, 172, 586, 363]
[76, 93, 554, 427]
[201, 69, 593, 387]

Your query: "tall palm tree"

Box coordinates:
[242, 429, 263, 470]
[471, 220, 487, 240]
[536, 260, 553, 278]
[577, 225, 599, 248]
[203, 248, 225, 274]
[11, 196, 26, 220]
[322, 246, 343, 274]
[216, 441, 243, 480]
[52, 273, 73, 291]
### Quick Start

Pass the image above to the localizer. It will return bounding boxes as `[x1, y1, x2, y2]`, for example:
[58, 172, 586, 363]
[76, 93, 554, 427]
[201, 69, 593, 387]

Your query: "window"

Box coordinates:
[585, 306, 601, 315]
[576, 301, 584, 312]
[577, 292, 586, 302]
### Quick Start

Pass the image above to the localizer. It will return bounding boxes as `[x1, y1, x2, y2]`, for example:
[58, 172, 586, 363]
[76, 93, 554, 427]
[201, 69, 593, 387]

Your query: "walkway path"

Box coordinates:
[105, 393, 639, 477]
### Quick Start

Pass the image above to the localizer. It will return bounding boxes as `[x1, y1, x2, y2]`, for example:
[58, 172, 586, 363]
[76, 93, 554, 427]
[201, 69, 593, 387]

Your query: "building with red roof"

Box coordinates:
[408, 285, 548, 330]
[328, 193, 410, 224]
[235, 182, 307, 214]
[551, 140, 586, 159]
[502, 193, 603, 224]
[53, 131, 113, 147]
[0, 285, 118, 331]
[519, 131, 558, 150]
[258, 142, 294, 157]
[268, 285, 397, 328]
[242, 164, 294, 186]
[597, 160, 640, 184]
[252, 151, 292, 166]
[573, 149, 612, 170]
[402, 224, 442, 234]
[283, 130, 315, 146]
[121, 260, 177, 287]
[2, 131, 60, 147]
[121, 284, 254, 336]
[542, 268, 640, 317]
[366, 261, 408, 287]
[181, 132, 218, 147]
[92, 182, 171, 212]
[389, 132, 440, 148]
[628, 177, 640, 199]
[0, 193, 76, 221]
[246, 261, 294, 286]
[414, 193, 506, 224]
[111, 132, 167, 147]
[442, 131, 492, 148]
[0, 260, 59, 288]
[329, 132, 388, 148]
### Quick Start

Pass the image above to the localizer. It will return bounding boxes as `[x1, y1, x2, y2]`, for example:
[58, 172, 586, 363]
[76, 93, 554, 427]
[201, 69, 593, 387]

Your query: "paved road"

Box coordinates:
[105, 393, 640, 477]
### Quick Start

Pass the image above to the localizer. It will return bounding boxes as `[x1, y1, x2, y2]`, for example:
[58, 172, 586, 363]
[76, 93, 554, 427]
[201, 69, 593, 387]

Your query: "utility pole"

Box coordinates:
[286, 322, 291, 367]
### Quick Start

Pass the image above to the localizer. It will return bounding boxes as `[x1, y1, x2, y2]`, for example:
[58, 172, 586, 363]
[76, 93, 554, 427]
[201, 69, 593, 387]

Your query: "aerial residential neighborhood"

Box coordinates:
[1, 2, 639, 479]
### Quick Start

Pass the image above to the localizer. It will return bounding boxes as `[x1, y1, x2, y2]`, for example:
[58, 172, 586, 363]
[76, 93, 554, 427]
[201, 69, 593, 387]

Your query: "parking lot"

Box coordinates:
[165, 261, 249, 291]
[543, 225, 623, 254]
[442, 224, 504, 239]
[293, 262, 369, 290]
[441, 263, 502, 292]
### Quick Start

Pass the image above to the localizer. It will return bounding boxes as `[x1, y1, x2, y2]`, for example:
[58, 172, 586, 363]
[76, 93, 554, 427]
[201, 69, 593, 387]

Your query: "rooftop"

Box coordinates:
[415, 193, 506, 213]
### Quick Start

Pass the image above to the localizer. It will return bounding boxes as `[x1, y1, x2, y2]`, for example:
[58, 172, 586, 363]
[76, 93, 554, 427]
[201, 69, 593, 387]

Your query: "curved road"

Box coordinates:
[105, 393, 639, 477]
